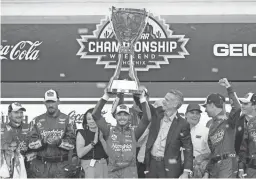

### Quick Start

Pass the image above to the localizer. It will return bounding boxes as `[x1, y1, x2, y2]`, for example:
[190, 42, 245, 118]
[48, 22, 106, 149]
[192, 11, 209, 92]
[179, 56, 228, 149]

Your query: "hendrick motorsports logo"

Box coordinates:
[77, 14, 189, 71]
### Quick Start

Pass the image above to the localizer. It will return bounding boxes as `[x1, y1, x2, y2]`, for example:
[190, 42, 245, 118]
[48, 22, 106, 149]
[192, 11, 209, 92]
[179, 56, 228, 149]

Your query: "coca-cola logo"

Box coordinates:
[0, 41, 42, 60]
[68, 110, 108, 124]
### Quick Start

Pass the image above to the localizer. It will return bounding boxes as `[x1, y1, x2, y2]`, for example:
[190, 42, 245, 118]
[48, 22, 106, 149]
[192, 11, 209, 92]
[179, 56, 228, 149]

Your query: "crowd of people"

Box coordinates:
[1, 78, 256, 178]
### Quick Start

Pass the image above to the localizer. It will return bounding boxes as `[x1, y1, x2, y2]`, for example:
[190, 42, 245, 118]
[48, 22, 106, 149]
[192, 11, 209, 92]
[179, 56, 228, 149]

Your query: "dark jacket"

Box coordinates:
[145, 107, 193, 178]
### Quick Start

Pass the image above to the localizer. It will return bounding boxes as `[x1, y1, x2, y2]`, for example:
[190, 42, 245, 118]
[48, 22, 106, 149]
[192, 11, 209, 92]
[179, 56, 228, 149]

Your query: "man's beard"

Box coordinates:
[47, 108, 56, 115]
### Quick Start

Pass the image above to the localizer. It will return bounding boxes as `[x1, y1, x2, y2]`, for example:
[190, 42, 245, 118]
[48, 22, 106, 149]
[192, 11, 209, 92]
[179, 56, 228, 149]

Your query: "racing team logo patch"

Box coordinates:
[77, 14, 189, 71]
[111, 134, 117, 141]
[37, 122, 42, 128]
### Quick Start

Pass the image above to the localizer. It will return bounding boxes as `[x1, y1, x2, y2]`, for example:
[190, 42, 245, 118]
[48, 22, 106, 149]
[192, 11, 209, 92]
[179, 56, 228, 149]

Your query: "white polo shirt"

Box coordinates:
[191, 122, 210, 157]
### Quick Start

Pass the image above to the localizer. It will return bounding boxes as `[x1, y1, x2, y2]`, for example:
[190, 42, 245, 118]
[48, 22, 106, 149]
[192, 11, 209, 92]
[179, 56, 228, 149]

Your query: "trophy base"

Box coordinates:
[108, 80, 142, 94]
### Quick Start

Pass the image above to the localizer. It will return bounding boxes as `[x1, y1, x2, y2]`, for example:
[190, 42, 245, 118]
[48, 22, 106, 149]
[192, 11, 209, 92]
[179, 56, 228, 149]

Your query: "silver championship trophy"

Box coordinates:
[107, 7, 148, 94]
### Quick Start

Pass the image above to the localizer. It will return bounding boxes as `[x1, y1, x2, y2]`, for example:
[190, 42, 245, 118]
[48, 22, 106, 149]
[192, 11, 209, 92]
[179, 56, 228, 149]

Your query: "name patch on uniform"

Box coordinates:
[39, 119, 45, 123]
[59, 118, 66, 122]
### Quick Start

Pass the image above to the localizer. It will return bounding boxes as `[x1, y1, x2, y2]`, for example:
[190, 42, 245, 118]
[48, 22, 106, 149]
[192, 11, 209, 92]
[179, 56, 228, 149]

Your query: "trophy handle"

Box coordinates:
[107, 53, 123, 92]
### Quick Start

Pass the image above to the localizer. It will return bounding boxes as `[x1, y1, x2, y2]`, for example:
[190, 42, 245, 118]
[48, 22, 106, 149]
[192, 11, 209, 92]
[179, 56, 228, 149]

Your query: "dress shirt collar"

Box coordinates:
[164, 111, 177, 122]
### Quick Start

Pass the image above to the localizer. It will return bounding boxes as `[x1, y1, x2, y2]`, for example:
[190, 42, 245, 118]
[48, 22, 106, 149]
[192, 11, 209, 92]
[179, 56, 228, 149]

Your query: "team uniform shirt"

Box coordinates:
[205, 87, 241, 176]
[92, 98, 151, 178]
[28, 110, 75, 158]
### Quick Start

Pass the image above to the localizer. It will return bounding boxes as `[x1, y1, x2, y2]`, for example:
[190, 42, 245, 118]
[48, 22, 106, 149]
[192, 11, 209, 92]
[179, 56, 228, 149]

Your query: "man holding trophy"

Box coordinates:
[92, 88, 151, 178]
[92, 7, 152, 178]
[106, 7, 148, 94]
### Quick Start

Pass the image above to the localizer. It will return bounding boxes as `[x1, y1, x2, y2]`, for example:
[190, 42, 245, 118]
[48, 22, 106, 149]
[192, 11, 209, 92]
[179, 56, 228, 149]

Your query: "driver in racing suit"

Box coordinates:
[27, 89, 76, 178]
[202, 78, 241, 178]
[92, 89, 151, 178]
[1, 102, 37, 176]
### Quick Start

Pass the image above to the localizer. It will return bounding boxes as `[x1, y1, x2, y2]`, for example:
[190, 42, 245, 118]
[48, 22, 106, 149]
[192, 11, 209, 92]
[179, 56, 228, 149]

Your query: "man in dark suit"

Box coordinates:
[145, 89, 193, 178]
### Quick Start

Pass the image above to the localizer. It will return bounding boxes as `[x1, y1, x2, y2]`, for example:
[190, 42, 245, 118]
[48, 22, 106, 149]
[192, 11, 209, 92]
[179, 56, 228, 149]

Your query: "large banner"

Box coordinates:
[1, 16, 256, 82]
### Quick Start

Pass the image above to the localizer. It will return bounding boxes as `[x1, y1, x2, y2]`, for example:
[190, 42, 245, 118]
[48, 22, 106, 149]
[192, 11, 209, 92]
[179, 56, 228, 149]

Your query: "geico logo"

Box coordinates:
[213, 44, 256, 57]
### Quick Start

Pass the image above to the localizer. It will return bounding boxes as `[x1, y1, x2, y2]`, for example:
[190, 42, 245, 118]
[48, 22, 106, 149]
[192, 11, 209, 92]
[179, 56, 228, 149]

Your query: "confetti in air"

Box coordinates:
[78, 28, 88, 34]
[212, 68, 219, 73]
[60, 73, 65, 77]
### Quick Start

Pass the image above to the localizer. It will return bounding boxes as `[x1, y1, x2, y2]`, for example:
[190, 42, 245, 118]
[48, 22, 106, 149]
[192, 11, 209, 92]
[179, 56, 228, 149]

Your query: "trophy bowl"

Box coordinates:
[107, 7, 148, 95]
[111, 7, 148, 44]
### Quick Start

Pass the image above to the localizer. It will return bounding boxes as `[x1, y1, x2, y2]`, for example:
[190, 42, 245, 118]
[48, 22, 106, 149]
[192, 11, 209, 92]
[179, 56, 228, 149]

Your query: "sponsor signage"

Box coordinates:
[1, 22, 256, 82]
[77, 15, 189, 71]
[0, 41, 42, 61]
[213, 44, 256, 57]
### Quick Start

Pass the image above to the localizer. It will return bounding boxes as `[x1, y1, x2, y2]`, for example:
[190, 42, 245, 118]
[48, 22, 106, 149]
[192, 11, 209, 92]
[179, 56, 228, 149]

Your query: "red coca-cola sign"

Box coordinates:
[0, 41, 42, 61]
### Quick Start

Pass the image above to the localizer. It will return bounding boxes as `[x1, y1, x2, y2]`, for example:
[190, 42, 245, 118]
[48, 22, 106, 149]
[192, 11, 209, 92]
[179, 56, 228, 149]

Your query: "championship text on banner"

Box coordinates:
[1, 17, 256, 82]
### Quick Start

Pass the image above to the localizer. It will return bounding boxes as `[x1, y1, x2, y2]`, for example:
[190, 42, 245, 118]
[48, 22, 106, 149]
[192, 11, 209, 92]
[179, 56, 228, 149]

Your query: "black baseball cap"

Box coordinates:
[202, 93, 225, 108]
[186, 104, 202, 113]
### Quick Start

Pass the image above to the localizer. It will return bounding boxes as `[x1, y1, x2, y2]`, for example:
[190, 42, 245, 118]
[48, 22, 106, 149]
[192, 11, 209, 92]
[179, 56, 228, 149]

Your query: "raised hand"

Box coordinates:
[218, 78, 231, 88]
[104, 88, 116, 98]
[138, 86, 147, 100]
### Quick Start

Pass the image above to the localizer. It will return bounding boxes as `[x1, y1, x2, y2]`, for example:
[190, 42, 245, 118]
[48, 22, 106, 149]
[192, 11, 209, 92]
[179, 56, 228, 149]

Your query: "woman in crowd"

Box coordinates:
[0, 131, 27, 178]
[76, 108, 108, 178]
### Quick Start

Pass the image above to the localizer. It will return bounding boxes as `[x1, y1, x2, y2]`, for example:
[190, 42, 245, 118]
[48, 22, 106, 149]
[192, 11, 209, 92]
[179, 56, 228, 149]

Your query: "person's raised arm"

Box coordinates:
[219, 78, 241, 128]
[92, 89, 111, 139]
[134, 89, 151, 141]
